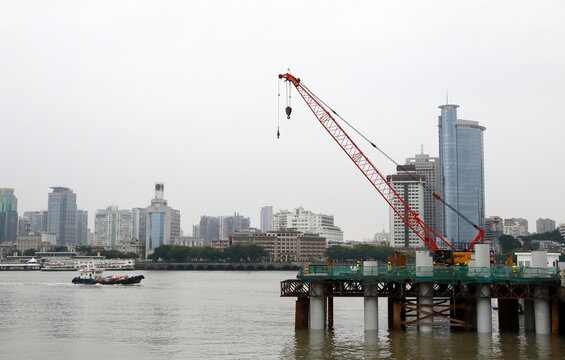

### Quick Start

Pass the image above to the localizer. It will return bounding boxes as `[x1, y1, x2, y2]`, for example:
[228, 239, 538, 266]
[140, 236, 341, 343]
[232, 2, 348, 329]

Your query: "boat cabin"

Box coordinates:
[77, 267, 104, 280]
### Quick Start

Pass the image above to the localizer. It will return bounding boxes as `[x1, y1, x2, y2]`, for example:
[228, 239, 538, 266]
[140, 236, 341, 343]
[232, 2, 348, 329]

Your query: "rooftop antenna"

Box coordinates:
[446, 89, 449, 105]
[421, 144, 424, 155]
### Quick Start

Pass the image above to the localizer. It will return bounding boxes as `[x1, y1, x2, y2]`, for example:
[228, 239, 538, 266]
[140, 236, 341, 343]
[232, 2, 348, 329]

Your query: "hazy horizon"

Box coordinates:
[2, 1, 564, 241]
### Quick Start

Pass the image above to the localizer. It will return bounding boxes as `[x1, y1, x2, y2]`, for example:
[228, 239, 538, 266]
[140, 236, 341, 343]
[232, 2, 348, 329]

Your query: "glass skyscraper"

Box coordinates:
[0, 188, 18, 243]
[438, 105, 485, 248]
[47, 187, 78, 245]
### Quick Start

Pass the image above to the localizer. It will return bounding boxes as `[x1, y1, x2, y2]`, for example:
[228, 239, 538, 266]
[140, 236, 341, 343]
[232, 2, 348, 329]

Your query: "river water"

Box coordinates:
[0, 270, 562, 359]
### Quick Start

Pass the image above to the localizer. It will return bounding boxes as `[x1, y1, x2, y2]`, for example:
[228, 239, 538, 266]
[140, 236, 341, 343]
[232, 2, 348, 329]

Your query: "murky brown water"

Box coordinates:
[0, 271, 562, 359]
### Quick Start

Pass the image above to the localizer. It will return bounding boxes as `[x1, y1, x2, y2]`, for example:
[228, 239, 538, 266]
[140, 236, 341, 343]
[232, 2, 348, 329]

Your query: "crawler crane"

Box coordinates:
[278, 72, 485, 265]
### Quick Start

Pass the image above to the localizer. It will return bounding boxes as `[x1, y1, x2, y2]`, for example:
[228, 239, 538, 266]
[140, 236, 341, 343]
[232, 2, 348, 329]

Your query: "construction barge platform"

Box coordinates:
[281, 247, 565, 335]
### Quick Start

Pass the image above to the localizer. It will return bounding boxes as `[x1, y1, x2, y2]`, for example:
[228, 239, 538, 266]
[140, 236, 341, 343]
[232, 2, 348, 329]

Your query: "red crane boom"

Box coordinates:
[279, 73, 455, 251]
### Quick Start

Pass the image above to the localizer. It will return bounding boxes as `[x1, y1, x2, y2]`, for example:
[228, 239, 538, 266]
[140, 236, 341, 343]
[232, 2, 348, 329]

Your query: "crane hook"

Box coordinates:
[285, 106, 292, 119]
[277, 128, 280, 139]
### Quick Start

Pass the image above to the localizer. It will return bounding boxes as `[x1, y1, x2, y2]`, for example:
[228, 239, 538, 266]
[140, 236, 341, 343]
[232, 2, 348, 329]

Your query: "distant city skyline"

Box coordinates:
[3, 183, 563, 243]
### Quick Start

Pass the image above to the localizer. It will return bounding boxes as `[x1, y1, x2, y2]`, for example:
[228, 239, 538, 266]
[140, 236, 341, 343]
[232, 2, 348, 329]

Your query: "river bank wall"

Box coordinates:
[135, 262, 302, 271]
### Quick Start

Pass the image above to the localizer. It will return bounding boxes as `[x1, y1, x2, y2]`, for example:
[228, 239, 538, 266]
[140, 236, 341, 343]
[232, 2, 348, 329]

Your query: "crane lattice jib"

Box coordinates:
[279, 73, 442, 251]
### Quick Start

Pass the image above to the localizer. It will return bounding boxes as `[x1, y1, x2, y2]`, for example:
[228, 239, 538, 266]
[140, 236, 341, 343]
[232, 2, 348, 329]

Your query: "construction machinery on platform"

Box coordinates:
[277, 72, 485, 266]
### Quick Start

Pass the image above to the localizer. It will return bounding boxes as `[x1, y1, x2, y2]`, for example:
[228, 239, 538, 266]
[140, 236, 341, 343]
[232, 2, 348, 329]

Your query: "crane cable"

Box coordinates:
[277, 79, 281, 138]
[300, 81, 399, 166]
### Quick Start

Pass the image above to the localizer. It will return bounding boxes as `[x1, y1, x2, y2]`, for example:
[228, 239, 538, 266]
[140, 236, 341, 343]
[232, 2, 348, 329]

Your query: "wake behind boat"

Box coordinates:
[72, 267, 144, 285]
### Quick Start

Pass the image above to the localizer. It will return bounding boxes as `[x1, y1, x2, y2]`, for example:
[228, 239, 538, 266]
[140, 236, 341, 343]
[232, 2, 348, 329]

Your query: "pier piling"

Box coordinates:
[416, 251, 434, 333]
[309, 282, 325, 330]
[295, 298, 309, 329]
[533, 251, 551, 335]
[475, 244, 492, 333]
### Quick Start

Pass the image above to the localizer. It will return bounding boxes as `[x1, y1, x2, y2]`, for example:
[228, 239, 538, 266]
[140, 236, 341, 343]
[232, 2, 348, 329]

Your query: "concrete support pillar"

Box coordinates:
[363, 261, 378, 277]
[476, 285, 492, 333]
[309, 282, 325, 330]
[363, 261, 379, 332]
[418, 283, 433, 332]
[364, 285, 378, 331]
[524, 300, 535, 332]
[416, 251, 433, 333]
[474, 244, 492, 333]
[295, 297, 309, 329]
[532, 251, 551, 335]
[534, 289, 551, 335]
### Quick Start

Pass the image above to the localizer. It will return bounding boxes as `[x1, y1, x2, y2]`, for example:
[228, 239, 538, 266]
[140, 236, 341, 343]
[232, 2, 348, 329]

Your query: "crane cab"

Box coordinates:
[433, 249, 454, 266]
[433, 249, 475, 266]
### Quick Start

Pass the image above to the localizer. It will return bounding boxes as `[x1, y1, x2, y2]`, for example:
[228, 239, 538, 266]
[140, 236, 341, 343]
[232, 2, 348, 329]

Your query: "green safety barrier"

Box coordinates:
[297, 265, 560, 285]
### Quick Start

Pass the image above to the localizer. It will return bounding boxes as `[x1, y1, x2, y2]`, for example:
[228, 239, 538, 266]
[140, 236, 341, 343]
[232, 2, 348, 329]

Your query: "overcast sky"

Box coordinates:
[2, 1, 564, 241]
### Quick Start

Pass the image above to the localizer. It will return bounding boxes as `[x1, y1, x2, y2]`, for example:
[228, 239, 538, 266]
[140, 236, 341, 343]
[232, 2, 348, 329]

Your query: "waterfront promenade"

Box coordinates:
[135, 261, 301, 271]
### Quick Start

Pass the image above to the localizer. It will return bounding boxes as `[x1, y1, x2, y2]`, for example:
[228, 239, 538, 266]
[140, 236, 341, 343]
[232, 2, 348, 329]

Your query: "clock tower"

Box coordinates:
[155, 182, 164, 200]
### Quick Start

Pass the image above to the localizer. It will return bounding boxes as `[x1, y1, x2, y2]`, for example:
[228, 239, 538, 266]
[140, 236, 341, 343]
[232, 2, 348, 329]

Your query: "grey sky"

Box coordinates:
[2, 1, 564, 241]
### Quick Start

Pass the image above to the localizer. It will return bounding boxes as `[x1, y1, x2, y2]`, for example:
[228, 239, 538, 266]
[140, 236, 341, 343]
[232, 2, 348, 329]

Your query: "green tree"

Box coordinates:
[498, 235, 521, 254]
[372, 246, 396, 262]
[23, 248, 37, 256]
[326, 245, 352, 262]
[149, 245, 174, 261]
[76, 246, 93, 255]
[224, 245, 247, 262]
[326, 244, 395, 263]
[199, 247, 222, 262]
[521, 230, 563, 243]
[246, 244, 269, 262]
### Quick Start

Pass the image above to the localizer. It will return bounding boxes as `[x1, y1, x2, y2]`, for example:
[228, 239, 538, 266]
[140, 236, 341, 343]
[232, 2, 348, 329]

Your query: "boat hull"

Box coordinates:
[72, 278, 98, 285]
[72, 275, 144, 285]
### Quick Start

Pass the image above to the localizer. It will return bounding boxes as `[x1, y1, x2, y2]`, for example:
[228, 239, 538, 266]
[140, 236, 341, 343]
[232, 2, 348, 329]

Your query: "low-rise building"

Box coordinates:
[531, 240, 565, 253]
[503, 218, 528, 237]
[515, 252, 560, 268]
[16, 234, 58, 253]
[230, 228, 326, 262]
[172, 236, 209, 247]
[16, 234, 42, 253]
[0, 242, 16, 258]
[373, 229, 390, 245]
[115, 238, 146, 259]
[42, 233, 57, 245]
[271, 207, 343, 243]
[211, 239, 231, 250]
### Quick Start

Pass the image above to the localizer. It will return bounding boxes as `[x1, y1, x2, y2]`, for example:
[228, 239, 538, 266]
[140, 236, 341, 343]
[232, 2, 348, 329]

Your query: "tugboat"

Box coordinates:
[72, 266, 144, 285]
